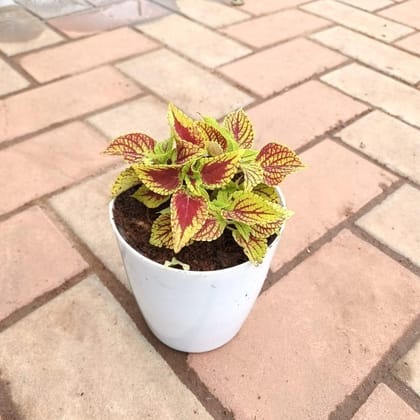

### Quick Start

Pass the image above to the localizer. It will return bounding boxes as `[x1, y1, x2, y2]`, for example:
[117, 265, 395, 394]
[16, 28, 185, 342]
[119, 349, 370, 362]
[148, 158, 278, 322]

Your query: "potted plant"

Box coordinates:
[105, 104, 304, 353]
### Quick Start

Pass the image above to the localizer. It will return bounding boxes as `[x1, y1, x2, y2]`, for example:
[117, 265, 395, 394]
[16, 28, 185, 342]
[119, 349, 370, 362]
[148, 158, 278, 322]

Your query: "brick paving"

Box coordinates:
[0, 0, 419, 419]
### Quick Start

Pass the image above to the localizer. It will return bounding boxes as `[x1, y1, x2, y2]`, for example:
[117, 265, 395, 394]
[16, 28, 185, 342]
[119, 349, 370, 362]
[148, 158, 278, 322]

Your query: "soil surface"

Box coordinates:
[113, 186, 249, 271]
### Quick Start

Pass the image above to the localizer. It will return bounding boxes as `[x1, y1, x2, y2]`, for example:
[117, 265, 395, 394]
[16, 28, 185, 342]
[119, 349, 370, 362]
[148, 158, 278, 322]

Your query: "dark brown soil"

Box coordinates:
[113, 186, 249, 271]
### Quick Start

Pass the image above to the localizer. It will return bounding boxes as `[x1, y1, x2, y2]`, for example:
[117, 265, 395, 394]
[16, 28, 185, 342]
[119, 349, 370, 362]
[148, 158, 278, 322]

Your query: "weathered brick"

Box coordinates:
[336, 111, 420, 184]
[312, 26, 420, 84]
[302, 0, 413, 41]
[0, 275, 211, 418]
[356, 185, 420, 268]
[0, 206, 88, 321]
[221, 9, 329, 48]
[189, 230, 420, 419]
[396, 32, 420, 56]
[336, 0, 393, 11]
[239, 0, 309, 15]
[117, 49, 253, 118]
[0, 122, 115, 215]
[0, 66, 141, 143]
[87, 95, 169, 141]
[380, 0, 420, 30]
[247, 80, 367, 149]
[153, 0, 249, 28]
[353, 384, 420, 420]
[20, 27, 157, 83]
[393, 339, 420, 397]
[272, 140, 396, 270]
[322, 63, 420, 128]
[0, 57, 29, 96]
[137, 14, 251, 68]
[49, 168, 129, 289]
[219, 38, 346, 97]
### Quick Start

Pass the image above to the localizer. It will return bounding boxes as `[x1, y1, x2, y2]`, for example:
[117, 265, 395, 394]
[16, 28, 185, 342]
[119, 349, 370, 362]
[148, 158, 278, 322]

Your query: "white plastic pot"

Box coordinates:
[109, 189, 285, 353]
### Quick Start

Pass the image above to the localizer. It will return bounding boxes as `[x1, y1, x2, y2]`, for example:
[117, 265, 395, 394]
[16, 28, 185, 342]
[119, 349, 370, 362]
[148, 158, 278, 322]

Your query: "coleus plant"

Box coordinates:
[104, 104, 305, 265]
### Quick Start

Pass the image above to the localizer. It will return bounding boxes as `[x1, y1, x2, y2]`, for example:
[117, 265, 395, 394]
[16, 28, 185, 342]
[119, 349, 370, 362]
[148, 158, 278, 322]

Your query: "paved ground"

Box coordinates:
[0, 0, 419, 418]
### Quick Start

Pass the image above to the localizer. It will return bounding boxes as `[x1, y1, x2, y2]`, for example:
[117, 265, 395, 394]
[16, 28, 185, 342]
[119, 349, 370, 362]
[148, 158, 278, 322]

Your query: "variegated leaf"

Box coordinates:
[199, 151, 241, 189]
[131, 185, 170, 208]
[241, 161, 264, 191]
[168, 103, 204, 146]
[104, 133, 155, 162]
[257, 143, 305, 186]
[133, 164, 181, 195]
[223, 109, 254, 149]
[175, 139, 205, 164]
[233, 221, 252, 241]
[150, 213, 173, 248]
[152, 137, 175, 164]
[197, 121, 228, 152]
[184, 173, 203, 197]
[111, 167, 139, 197]
[253, 184, 280, 204]
[194, 214, 226, 242]
[251, 208, 293, 238]
[171, 189, 208, 253]
[232, 230, 267, 265]
[221, 191, 283, 225]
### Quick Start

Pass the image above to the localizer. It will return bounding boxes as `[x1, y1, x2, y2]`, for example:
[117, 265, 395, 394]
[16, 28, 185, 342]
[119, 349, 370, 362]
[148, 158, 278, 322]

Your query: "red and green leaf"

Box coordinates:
[197, 121, 228, 152]
[232, 231, 267, 265]
[199, 151, 241, 189]
[171, 190, 208, 253]
[168, 103, 204, 146]
[223, 109, 254, 149]
[221, 191, 284, 225]
[252, 184, 280, 204]
[184, 172, 203, 197]
[193, 214, 226, 242]
[257, 143, 305, 186]
[150, 213, 173, 249]
[241, 161, 264, 191]
[131, 185, 170, 208]
[251, 208, 293, 238]
[111, 167, 139, 197]
[104, 133, 155, 162]
[133, 164, 181, 195]
[175, 139, 205, 164]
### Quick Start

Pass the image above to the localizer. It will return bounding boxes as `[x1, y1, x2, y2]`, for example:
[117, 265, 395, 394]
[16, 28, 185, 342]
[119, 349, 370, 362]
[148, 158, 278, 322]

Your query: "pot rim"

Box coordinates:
[109, 187, 286, 274]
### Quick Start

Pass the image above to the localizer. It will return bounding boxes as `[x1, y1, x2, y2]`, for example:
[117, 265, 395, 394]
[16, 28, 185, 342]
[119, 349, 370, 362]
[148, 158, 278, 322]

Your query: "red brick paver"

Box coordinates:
[0, 122, 115, 215]
[380, 0, 420, 30]
[221, 9, 329, 48]
[0, 207, 87, 322]
[19, 27, 158, 83]
[189, 230, 420, 419]
[239, 0, 309, 15]
[352, 384, 420, 420]
[248, 80, 368, 149]
[0, 66, 141, 143]
[219, 38, 346, 97]
[397, 32, 420, 55]
[302, 0, 414, 41]
[272, 139, 396, 270]
[1, 0, 420, 418]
